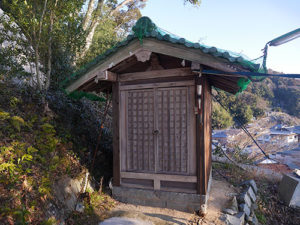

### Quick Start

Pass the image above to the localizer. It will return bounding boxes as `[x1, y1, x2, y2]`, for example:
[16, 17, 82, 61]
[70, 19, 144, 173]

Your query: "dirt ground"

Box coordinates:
[106, 179, 237, 225]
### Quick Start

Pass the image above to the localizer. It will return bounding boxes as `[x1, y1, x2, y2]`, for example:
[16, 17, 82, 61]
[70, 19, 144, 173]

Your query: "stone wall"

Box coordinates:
[113, 186, 206, 213]
[221, 179, 259, 225]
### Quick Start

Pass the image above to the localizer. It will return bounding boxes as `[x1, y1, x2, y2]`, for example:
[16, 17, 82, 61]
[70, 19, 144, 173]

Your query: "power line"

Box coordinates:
[203, 69, 300, 80]
[213, 89, 270, 159]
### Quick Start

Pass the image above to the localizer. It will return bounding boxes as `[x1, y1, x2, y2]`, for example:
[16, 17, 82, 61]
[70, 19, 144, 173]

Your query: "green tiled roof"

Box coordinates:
[62, 17, 262, 89]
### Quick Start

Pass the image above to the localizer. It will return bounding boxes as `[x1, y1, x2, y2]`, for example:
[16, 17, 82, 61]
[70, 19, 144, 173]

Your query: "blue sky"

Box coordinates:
[140, 0, 300, 73]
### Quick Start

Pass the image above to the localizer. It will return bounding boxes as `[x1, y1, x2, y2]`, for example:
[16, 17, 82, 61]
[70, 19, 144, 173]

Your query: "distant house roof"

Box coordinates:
[255, 158, 278, 165]
[270, 130, 296, 135]
[212, 131, 227, 138]
[62, 17, 263, 95]
[292, 126, 300, 134]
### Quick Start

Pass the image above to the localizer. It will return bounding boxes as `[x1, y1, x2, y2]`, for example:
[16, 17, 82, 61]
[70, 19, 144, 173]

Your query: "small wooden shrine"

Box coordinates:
[65, 17, 259, 213]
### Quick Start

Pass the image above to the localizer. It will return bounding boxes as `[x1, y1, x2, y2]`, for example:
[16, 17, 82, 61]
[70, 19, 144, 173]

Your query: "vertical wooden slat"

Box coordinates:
[120, 91, 127, 171]
[188, 86, 196, 175]
[167, 90, 171, 171]
[150, 91, 155, 171]
[135, 92, 139, 170]
[142, 92, 145, 170]
[179, 90, 182, 172]
[113, 82, 120, 186]
[195, 84, 201, 193]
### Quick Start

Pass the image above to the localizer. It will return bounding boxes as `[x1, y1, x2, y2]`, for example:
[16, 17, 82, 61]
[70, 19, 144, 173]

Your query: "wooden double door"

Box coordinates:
[120, 82, 196, 176]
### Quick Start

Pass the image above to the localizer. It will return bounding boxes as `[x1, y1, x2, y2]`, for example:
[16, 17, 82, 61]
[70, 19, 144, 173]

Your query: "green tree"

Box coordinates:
[214, 90, 255, 126]
[212, 101, 233, 129]
[1, 0, 202, 91]
[1, 0, 85, 91]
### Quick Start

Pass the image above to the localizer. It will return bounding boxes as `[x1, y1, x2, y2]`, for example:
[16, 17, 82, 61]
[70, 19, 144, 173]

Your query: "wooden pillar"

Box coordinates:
[195, 70, 204, 194]
[112, 82, 120, 186]
[196, 73, 212, 195]
[202, 75, 212, 194]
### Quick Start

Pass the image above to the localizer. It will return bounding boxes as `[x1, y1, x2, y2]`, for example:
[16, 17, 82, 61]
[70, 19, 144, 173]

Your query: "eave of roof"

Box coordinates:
[62, 17, 262, 92]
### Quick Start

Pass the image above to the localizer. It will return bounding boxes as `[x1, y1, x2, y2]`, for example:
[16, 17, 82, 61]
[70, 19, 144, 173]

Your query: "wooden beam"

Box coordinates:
[66, 40, 141, 92]
[119, 67, 192, 82]
[112, 82, 120, 186]
[120, 75, 195, 87]
[120, 172, 197, 183]
[95, 71, 117, 83]
[142, 39, 248, 74]
[119, 79, 195, 91]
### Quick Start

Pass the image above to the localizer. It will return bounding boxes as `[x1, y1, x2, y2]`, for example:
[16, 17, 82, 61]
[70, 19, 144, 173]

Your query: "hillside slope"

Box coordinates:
[0, 82, 114, 224]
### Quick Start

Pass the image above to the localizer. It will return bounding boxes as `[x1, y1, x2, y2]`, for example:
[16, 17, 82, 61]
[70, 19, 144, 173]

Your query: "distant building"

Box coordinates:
[212, 129, 240, 145]
[270, 125, 298, 144]
[212, 130, 227, 145]
[257, 133, 271, 144]
[288, 126, 300, 143]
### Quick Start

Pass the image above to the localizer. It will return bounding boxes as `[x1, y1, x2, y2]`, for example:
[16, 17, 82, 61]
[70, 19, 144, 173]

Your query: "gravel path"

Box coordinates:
[100, 179, 236, 224]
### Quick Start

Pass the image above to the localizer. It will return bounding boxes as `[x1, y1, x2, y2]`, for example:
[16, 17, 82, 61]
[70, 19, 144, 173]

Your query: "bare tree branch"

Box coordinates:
[45, 0, 58, 90]
[38, 0, 48, 43]
[82, 0, 96, 31]
[80, 0, 104, 58]
[110, 0, 136, 16]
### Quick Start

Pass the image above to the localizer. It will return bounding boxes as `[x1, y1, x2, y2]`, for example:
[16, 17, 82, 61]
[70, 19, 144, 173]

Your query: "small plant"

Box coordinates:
[10, 97, 21, 108]
[36, 123, 59, 154]
[41, 217, 57, 225]
[0, 110, 10, 120]
[38, 176, 51, 197]
[255, 210, 267, 225]
[10, 116, 25, 132]
[13, 207, 30, 225]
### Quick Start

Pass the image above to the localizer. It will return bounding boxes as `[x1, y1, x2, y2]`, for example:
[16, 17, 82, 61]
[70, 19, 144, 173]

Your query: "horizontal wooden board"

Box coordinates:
[161, 181, 197, 190]
[121, 178, 154, 188]
[119, 80, 195, 91]
[121, 172, 197, 183]
[119, 68, 193, 82]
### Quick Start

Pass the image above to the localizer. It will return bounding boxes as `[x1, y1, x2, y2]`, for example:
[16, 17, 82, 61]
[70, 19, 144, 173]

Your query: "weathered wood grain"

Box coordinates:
[119, 68, 193, 82]
[112, 82, 120, 186]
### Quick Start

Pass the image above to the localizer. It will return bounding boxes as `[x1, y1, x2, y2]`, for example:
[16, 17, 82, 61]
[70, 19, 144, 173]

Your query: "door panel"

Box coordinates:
[157, 87, 188, 174]
[121, 84, 195, 175]
[126, 90, 155, 172]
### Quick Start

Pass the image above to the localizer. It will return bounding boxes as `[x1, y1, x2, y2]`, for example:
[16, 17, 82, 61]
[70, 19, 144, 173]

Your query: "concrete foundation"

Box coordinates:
[112, 186, 206, 213]
[278, 174, 300, 208]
